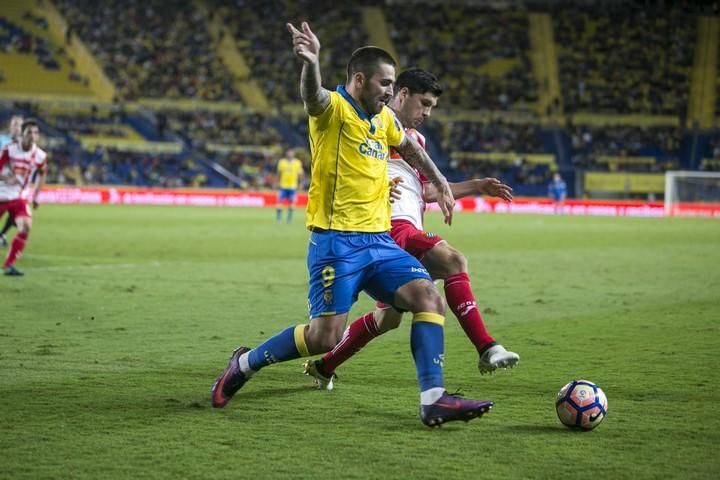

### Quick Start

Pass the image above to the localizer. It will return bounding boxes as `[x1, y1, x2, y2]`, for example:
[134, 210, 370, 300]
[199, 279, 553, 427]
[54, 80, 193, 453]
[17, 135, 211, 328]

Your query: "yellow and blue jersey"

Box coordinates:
[277, 158, 303, 190]
[306, 86, 405, 232]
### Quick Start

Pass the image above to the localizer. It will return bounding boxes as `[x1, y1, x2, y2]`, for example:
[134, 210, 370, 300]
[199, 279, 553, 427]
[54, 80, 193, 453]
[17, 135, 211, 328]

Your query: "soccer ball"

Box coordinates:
[555, 380, 608, 430]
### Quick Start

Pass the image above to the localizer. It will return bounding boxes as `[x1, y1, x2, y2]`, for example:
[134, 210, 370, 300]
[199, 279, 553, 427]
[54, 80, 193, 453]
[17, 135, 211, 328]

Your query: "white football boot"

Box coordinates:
[478, 344, 520, 375]
[303, 359, 336, 391]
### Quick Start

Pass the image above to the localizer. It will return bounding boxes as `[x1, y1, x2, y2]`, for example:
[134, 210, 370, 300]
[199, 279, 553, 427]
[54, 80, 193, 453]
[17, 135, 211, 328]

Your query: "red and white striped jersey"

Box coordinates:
[0, 142, 47, 201]
[388, 128, 428, 229]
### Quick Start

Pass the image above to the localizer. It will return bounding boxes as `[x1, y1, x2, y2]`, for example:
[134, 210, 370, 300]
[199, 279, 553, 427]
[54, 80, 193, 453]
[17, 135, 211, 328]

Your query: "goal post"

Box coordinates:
[664, 171, 720, 217]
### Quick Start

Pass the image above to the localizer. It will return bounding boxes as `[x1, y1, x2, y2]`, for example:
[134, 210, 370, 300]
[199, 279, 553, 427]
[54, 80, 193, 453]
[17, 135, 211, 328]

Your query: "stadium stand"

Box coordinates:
[554, 3, 695, 116]
[568, 124, 682, 172]
[212, 0, 368, 107]
[0, 3, 91, 96]
[387, 5, 537, 111]
[1, 0, 716, 200]
[55, 0, 242, 101]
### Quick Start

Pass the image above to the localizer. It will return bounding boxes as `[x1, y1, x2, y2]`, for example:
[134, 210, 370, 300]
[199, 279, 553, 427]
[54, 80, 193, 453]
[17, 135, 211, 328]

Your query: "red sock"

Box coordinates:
[4, 231, 28, 269]
[444, 272, 494, 352]
[321, 312, 380, 374]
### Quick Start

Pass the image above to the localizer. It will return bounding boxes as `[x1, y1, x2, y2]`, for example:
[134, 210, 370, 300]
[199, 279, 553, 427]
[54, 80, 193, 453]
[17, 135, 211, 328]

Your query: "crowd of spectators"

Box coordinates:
[568, 124, 682, 171]
[554, 3, 695, 116]
[165, 110, 283, 148]
[442, 119, 550, 193]
[446, 120, 543, 153]
[387, 6, 536, 111]
[212, 0, 367, 107]
[56, 0, 241, 101]
[46, 147, 210, 188]
[46, 114, 127, 139]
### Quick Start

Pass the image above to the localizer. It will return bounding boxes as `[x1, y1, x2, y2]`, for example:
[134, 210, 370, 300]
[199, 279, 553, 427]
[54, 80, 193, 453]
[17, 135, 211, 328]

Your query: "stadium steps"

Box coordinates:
[688, 16, 718, 130]
[529, 13, 562, 123]
[360, 7, 400, 63]
[0, 0, 92, 96]
[34, 0, 114, 101]
[196, 1, 269, 111]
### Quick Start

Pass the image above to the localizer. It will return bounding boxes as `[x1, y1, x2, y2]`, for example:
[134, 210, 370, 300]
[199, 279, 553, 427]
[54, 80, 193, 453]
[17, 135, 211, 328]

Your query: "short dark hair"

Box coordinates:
[21, 119, 39, 132]
[395, 68, 443, 97]
[346, 46, 396, 81]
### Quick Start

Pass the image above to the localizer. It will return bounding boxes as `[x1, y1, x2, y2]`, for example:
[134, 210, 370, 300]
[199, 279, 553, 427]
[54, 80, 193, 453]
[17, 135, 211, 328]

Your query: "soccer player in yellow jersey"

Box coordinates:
[212, 22, 493, 426]
[275, 148, 304, 223]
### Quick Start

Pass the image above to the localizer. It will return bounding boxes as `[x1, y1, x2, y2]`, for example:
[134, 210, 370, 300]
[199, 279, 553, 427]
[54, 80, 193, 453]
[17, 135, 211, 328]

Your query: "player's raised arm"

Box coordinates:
[286, 21, 330, 116]
[395, 135, 455, 225]
[424, 178, 514, 203]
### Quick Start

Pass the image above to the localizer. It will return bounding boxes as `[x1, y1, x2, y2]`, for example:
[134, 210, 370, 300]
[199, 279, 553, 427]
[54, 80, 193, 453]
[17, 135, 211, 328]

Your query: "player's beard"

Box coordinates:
[362, 90, 389, 115]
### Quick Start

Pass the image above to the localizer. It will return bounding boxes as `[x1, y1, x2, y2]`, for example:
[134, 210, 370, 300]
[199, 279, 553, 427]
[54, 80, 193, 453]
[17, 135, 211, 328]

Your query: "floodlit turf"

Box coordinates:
[1, 205, 719, 479]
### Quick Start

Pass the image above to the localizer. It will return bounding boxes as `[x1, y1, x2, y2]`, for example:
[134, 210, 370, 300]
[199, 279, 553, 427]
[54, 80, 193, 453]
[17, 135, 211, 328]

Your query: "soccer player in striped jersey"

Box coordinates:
[0, 119, 48, 276]
[0, 115, 23, 247]
[304, 68, 519, 391]
[211, 22, 493, 427]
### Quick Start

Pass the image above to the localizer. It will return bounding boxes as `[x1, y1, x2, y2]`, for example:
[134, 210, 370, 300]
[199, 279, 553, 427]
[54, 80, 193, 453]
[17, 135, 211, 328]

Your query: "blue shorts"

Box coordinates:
[306, 230, 431, 318]
[278, 189, 297, 204]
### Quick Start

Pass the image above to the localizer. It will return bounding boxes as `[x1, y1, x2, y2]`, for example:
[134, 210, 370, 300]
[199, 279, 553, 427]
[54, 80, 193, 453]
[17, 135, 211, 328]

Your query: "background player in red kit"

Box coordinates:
[0, 119, 48, 276]
[0, 115, 23, 247]
[305, 68, 520, 389]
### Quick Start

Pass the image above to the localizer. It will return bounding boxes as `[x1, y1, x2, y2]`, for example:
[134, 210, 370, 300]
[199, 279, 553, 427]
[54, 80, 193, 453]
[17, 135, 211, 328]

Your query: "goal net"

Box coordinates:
[664, 171, 720, 217]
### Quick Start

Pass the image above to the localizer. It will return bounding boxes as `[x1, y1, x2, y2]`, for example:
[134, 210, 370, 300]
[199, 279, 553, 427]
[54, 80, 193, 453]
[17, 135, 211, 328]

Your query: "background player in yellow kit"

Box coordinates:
[275, 148, 304, 223]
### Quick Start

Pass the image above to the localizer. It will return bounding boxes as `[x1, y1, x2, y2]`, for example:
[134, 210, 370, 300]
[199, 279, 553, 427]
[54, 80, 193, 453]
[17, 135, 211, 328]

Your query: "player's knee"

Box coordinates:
[446, 248, 468, 273]
[17, 222, 31, 235]
[412, 281, 446, 314]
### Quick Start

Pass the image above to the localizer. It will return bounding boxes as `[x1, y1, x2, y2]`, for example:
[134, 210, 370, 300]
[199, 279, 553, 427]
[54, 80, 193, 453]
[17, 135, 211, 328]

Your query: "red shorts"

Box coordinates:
[376, 219, 444, 309]
[0, 198, 31, 221]
[389, 219, 444, 260]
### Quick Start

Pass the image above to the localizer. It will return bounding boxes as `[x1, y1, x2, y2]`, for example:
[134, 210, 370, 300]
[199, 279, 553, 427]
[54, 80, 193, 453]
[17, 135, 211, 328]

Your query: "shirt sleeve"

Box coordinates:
[310, 91, 340, 131]
[385, 109, 405, 148]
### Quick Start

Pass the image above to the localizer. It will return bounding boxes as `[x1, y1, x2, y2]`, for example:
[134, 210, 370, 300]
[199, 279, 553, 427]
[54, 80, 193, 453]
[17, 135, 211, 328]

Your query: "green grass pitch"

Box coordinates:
[1, 205, 719, 479]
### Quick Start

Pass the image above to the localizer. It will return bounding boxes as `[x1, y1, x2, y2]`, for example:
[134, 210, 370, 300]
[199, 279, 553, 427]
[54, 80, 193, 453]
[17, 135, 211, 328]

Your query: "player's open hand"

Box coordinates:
[286, 22, 320, 64]
[478, 178, 513, 202]
[437, 183, 455, 226]
[389, 176, 403, 203]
